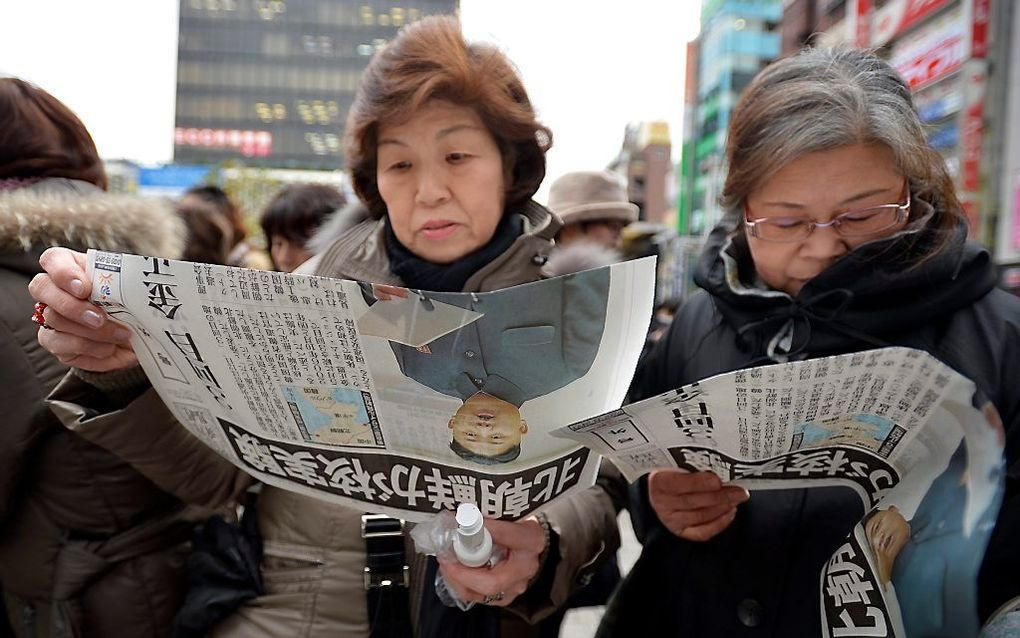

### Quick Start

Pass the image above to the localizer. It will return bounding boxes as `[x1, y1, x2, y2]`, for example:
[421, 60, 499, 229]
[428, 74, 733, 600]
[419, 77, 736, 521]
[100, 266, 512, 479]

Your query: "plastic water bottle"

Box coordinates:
[434, 503, 503, 609]
[452, 503, 493, 567]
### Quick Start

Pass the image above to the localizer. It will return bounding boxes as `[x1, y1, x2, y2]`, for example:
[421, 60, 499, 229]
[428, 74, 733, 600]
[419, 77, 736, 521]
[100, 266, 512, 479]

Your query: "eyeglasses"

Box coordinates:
[744, 189, 911, 243]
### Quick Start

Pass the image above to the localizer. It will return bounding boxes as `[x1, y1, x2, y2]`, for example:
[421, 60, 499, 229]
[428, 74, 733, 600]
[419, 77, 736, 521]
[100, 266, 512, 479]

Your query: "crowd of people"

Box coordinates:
[2, 12, 1018, 638]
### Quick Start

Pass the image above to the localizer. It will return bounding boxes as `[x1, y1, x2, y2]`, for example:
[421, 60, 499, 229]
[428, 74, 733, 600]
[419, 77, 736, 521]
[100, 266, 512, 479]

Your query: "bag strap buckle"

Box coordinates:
[361, 514, 409, 589]
[363, 564, 410, 589]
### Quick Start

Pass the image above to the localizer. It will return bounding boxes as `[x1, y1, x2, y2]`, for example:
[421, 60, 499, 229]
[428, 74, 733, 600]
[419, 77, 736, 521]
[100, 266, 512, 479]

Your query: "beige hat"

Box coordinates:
[546, 170, 639, 226]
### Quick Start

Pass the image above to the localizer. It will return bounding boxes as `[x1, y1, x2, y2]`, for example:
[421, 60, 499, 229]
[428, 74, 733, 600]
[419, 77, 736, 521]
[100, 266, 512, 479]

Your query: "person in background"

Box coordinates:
[27, 16, 625, 638]
[646, 297, 681, 346]
[258, 183, 345, 272]
[541, 169, 636, 294]
[0, 76, 202, 638]
[182, 185, 272, 270]
[601, 48, 1019, 637]
[547, 170, 637, 252]
[176, 197, 234, 265]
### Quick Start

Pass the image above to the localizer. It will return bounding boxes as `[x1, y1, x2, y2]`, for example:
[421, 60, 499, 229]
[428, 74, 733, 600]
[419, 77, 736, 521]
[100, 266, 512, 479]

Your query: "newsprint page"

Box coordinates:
[554, 346, 1005, 638]
[86, 250, 656, 522]
[87, 250, 1004, 638]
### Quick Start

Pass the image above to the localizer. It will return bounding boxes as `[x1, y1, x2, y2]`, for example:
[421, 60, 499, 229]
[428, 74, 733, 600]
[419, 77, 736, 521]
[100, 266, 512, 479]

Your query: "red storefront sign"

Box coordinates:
[873, 0, 952, 46]
[893, 35, 964, 89]
[960, 65, 986, 194]
[855, 0, 872, 47]
[971, 0, 991, 58]
[957, 61, 986, 239]
[174, 128, 273, 158]
[899, 0, 952, 32]
[960, 198, 981, 237]
[890, 6, 965, 90]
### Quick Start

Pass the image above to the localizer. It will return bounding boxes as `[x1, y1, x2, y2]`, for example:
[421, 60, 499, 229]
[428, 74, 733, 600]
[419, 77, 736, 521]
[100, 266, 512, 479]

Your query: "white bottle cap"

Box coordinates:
[456, 503, 483, 535]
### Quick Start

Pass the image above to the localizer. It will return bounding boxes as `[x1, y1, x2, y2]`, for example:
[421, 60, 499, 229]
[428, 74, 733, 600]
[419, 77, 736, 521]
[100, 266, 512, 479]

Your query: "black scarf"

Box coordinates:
[385, 213, 524, 293]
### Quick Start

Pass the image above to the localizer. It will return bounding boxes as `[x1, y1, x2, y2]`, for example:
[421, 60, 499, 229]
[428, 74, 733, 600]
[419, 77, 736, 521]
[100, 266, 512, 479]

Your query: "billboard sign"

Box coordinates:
[175, 128, 273, 158]
[971, 0, 991, 58]
[890, 5, 965, 90]
[915, 82, 963, 123]
[137, 164, 212, 198]
[873, 0, 953, 46]
[960, 61, 986, 194]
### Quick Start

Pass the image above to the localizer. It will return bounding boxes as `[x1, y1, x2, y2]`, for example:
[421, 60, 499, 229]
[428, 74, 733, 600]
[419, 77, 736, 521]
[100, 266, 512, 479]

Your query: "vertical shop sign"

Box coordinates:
[1013, 175, 1020, 250]
[971, 0, 990, 58]
[960, 63, 986, 194]
[856, 0, 873, 47]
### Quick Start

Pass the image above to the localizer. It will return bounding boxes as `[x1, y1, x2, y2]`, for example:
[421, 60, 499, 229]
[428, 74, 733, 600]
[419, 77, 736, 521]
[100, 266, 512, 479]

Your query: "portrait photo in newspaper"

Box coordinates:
[358, 264, 623, 469]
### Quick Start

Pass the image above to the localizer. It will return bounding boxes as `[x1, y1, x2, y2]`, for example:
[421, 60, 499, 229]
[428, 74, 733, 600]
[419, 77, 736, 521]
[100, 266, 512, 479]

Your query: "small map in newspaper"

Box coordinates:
[791, 413, 903, 457]
[282, 385, 384, 448]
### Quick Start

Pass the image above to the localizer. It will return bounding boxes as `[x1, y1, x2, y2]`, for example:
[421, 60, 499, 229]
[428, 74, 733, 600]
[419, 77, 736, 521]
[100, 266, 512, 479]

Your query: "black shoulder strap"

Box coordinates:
[362, 514, 412, 638]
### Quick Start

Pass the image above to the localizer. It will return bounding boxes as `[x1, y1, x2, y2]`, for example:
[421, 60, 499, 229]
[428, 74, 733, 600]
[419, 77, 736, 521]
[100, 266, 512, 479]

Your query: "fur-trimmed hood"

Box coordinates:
[307, 200, 372, 256]
[0, 179, 184, 259]
[544, 240, 622, 277]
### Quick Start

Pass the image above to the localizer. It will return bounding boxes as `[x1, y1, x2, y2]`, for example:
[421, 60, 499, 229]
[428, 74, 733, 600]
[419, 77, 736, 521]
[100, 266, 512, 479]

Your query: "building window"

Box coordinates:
[254, 0, 286, 20]
[263, 33, 290, 56]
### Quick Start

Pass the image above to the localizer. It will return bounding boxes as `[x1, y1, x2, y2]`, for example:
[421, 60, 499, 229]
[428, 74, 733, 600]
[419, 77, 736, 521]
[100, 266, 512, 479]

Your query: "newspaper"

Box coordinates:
[86, 250, 655, 523]
[554, 347, 1005, 637]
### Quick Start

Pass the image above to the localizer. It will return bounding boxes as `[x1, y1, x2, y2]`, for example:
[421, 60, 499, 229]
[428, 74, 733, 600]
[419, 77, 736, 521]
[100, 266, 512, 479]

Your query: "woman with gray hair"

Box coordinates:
[601, 48, 1019, 637]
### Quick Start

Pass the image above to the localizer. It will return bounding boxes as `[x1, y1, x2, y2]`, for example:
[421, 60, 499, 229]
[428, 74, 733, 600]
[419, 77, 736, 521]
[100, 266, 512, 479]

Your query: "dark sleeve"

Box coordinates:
[624, 308, 690, 543]
[0, 322, 66, 524]
[997, 298, 1020, 484]
[506, 460, 628, 623]
[979, 406, 1020, 623]
[978, 299, 1020, 622]
[48, 373, 252, 509]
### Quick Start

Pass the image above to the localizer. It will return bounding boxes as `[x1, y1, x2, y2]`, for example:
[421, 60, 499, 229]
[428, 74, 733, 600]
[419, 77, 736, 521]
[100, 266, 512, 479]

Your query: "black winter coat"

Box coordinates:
[601, 213, 1020, 637]
[0, 180, 200, 638]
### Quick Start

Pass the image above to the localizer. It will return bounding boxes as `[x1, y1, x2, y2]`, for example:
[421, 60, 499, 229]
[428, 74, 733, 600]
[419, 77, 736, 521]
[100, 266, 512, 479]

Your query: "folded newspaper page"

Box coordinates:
[355, 291, 483, 348]
[554, 346, 1005, 638]
[86, 251, 655, 522]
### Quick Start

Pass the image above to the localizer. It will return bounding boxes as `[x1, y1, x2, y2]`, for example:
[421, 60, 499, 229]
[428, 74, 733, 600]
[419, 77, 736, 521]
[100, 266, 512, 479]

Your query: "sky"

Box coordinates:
[0, 0, 700, 201]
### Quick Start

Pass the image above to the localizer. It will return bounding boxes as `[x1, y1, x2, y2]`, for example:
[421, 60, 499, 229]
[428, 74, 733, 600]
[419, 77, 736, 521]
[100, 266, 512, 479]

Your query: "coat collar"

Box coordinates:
[454, 374, 526, 407]
[314, 200, 563, 292]
[695, 199, 998, 361]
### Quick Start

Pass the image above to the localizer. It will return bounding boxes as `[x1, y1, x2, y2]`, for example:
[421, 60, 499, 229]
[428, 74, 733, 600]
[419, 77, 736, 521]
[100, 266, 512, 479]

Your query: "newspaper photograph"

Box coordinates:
[554, 346, 1005, 637]
[86, 250, 655, 522]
